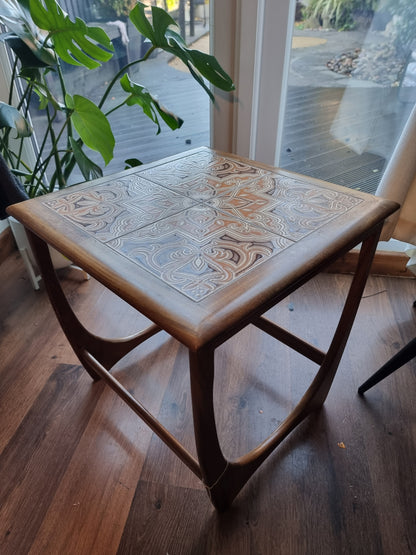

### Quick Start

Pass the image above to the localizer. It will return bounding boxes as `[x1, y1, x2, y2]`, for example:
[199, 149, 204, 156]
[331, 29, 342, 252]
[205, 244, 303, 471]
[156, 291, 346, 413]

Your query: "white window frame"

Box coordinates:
[0, 42, 37, 169]
[210, 0, 296, 165]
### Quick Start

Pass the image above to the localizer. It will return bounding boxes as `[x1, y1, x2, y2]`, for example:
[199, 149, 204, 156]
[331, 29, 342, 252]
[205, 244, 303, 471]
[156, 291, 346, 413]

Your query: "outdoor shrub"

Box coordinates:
[306, 0, 378, 30]
[381, 0, 416, 55]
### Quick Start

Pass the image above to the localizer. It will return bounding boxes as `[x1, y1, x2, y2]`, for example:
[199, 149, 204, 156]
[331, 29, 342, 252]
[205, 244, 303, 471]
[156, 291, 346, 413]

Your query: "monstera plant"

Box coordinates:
[0, 0, 234, 198]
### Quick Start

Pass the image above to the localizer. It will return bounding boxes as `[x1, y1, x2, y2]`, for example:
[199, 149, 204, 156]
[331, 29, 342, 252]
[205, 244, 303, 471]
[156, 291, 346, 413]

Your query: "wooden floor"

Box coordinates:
[0, 252, 415, 554]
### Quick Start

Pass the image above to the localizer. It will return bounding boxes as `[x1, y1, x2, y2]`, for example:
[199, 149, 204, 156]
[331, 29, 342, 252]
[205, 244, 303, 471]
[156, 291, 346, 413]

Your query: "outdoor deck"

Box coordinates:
[98, 77, 412, 195]
[280, 84, 413, 194]
[30, 25, 414, 195]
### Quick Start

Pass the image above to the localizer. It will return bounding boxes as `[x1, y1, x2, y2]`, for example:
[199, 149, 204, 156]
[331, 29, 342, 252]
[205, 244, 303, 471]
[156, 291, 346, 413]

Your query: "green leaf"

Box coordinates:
[0, 4, 57, 67]
[0, 101, 32, 136]
[130, 3, 182, 49]
[150, 4, 178, 45]
[11, 167, 32, 179]
[66, 94, 115, 165]
[186, 50, 235, 92]
[129, 3, 234, 97]
[30, 75, 62, 111]
[16, 0, 31, 10]
[125, 158, 142, 169]
[129, 2, 157, 44]
[120, 74, 183, 134]
[69, 137, 103, 181]
[2, 33, 50, 68]
[29, 0, 114, 68]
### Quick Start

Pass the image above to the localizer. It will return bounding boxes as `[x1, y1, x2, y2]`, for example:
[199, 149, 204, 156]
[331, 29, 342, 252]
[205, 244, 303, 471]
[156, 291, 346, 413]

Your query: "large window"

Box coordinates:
[213, 0, 416, 199]
[279, 0, 416, 195]
[21, 1, 211, 181]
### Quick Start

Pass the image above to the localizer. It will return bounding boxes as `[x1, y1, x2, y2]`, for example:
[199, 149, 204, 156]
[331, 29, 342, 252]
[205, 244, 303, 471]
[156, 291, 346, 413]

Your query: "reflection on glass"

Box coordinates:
[30, 0, 210, 182]
[280, 0, 416, 194]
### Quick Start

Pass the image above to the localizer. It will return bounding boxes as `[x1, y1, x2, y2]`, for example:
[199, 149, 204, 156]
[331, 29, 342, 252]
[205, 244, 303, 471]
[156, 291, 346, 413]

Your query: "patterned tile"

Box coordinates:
[139, 150, 217, 188]
[139, 151, 270, 197]
[43, 150, 364, 301]
[107, 205, 293, 301]
[209, 173, 363, 241]
[44, 174, 196, 241]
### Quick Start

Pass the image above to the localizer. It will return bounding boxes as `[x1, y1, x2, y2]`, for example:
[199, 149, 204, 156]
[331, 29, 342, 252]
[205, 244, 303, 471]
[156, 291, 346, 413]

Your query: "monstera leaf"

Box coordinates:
[130, 2, 235, 100]
[66, 94, 115, 164]
[1, 32, 50, 69]
[120, 74, 183, 134]
[69, 138, 104, 182]
[29, 0, 114, 68]
[0, 101, 32, 137]
[0, 0, 56, 66]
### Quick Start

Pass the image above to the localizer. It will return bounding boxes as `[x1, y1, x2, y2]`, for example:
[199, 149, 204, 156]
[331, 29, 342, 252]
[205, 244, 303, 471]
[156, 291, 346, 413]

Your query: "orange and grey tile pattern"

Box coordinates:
[43, 150, 363, 301]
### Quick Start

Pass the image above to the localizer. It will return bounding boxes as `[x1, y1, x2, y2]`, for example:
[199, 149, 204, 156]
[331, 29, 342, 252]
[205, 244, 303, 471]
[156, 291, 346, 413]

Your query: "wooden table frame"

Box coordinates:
[9, 149, 398, 511]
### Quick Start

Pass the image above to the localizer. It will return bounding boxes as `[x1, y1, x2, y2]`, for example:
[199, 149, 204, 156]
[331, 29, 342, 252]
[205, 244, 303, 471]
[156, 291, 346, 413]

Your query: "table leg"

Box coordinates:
[27, 230, 161, 380]
[27, 224, 383, 511]
[189, 226, 383, 511]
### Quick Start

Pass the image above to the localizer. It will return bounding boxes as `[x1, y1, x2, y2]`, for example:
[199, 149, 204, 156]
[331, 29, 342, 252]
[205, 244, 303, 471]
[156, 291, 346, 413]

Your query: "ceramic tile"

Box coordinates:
[107, 205, 293, 301]
[209, 173, 363, 241]
[138, 150, 217, 188]
[44, 174, 196, 241]
[139, 151, 270, 197]
[43, 151, 365, 301]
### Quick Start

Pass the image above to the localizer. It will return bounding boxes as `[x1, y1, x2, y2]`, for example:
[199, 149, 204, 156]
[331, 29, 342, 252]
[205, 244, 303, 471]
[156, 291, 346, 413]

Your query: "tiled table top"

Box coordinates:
[8, 150, 399, 511]
[41, 148, 363, 302]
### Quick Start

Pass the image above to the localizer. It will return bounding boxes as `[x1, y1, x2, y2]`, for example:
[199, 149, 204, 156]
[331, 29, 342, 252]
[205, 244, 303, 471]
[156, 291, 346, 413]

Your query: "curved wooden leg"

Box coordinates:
[292, 225, 383, 411]
[190, 228, 382, 511]
[189, 348, 228, 509]
[27, 224, 382, 511]
[27, 230, 161, 380]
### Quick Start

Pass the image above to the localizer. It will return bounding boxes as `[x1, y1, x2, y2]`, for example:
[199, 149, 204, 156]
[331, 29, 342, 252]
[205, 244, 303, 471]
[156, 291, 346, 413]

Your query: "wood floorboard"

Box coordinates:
[282, 90, 389, 132]
[280, 118, 399, 163]
[0, 254, 415, 554]
[282, 106, 381, 139]
[298, 152, 383, 180]
[0, 363, 100, 553]
[0, 228, 14, 266]
[328, 160, 387, 190]
[280, 85, 412, 194]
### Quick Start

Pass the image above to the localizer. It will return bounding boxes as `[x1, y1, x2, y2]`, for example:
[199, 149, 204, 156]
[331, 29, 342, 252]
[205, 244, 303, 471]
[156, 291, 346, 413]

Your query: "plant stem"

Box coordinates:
[104, 99, 129, 117]
[98, 45, 157, 109]
[8, 56, 19, 106]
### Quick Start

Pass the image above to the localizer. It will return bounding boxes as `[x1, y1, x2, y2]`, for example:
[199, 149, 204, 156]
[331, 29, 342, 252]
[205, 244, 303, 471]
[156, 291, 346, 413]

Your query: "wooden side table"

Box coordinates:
[8, 148, 398, 510]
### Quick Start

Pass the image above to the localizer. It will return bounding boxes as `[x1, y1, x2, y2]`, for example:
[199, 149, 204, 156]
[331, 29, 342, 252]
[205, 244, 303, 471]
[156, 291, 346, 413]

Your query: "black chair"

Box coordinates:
[0, 154, 28, 220]
[358, 301, 416, 394]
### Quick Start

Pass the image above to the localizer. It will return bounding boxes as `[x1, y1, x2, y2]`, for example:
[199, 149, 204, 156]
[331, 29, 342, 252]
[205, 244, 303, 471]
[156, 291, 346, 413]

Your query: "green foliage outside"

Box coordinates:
[305, 0, 416, 53]
[94, 0, 137, 20]
[95, 1, 180, 21]
[305, 0, 378, 30]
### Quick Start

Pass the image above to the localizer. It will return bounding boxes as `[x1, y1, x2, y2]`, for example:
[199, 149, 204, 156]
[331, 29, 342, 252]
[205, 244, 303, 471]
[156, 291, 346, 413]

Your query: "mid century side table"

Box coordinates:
[8, 148, 398, 510]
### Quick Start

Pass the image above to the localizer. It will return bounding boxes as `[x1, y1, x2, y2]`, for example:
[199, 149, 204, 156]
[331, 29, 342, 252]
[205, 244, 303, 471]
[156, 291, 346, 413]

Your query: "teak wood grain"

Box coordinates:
[7, 148, 398, 350]
[6, 148, 399, 512]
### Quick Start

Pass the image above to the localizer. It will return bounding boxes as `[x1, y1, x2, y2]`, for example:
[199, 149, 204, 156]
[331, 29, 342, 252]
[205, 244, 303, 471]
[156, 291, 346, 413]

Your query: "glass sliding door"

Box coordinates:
[279, 0, 416, 194]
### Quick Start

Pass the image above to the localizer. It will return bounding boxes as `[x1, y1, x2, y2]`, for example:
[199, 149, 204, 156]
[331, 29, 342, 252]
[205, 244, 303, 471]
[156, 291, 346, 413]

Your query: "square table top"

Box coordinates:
[8, 148, 398, 349]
